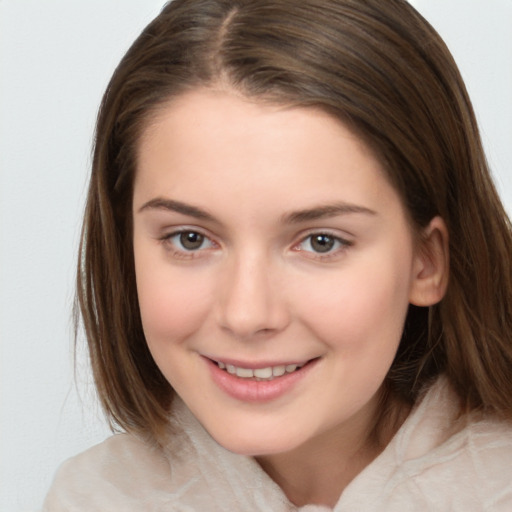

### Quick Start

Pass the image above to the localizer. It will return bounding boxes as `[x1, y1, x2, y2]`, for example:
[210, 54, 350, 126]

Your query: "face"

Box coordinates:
[133, 89, 423, 457]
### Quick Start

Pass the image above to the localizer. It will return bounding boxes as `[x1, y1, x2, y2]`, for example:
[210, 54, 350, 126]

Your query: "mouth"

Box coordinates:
[205, 356, 320, 402]
[210, 358, 315, 381]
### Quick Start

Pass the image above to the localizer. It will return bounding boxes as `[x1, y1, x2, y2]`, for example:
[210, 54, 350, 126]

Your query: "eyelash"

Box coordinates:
[159, 229, 353, 261]
[293, 231, 353, 260]
[159, 229, 216, 260]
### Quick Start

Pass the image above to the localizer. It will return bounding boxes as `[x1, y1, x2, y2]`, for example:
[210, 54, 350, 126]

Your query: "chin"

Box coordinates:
[218, 435, 296, 457]
[204, 419, 306, 457]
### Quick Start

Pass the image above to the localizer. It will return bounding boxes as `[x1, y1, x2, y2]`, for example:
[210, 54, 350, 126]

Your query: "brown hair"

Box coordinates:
[77, 0, 512, 443]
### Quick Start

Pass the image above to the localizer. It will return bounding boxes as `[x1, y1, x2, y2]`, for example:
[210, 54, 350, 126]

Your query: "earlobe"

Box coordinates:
[409, 216, 449, 307]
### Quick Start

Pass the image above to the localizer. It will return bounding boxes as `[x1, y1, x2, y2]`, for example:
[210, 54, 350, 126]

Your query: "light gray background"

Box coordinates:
[1, 1, 511, 510]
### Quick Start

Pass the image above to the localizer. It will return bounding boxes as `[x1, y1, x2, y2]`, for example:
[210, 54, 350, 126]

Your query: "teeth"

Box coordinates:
[254, 367, 272, 379]
[216, 361, 304, 380]
[236, 367, 254, 378]
[272, 365, 286, 377]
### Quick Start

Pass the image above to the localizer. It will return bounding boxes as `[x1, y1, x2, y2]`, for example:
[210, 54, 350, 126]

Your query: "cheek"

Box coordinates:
[135, 254, 213, 347]
[294, 252, 412, 352]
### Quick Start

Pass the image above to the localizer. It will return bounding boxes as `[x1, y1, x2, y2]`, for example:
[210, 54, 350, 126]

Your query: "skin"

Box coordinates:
[132, 89, 448, 507]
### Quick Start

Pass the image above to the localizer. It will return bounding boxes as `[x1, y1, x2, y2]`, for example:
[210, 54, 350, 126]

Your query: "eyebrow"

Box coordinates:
[138, 198, 216, 221]
[282, 202, 377, 223]
[138, 197, 377, 223]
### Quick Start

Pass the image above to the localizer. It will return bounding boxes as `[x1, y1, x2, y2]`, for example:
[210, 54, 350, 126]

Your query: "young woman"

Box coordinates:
[44, 0, 512, 510]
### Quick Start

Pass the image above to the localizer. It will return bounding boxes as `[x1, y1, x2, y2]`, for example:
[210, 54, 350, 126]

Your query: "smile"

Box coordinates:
[205, 356, 319, 402]
[215, 361, 306, 381]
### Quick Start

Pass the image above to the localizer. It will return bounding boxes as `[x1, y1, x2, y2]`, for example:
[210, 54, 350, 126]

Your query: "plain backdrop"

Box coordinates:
[1, 1, 511, 510]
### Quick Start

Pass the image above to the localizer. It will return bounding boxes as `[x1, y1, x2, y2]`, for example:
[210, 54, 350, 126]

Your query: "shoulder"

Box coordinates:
[341, 378, 512, 511]
[404, 416, 512, 510]
[43, 434, 173, 511]
[393, 378, 512, 510]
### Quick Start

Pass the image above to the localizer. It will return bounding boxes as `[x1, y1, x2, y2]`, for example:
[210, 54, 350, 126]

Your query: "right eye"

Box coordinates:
[161, 229, 215, 257]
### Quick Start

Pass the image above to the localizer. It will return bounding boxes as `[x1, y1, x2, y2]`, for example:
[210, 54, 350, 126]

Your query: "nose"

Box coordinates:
[216, 251, 290, 339]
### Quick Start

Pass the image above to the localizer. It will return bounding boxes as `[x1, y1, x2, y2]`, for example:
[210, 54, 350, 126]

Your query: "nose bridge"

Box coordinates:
[217, 246, 288, 338]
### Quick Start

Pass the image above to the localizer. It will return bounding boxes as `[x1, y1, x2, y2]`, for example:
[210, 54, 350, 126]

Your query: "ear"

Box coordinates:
[409, 216, 449, 307]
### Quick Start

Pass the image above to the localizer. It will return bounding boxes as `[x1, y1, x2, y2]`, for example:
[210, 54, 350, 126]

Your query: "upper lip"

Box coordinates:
[203, 355, 317, 369]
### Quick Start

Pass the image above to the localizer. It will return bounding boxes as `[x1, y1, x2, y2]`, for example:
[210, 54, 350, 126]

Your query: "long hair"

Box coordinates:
[77, 0, 512, 443]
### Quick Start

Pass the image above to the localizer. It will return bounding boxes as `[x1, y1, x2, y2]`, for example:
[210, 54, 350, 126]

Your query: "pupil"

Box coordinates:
[311, 234, 334, 253]
[180, 232, 204, 250]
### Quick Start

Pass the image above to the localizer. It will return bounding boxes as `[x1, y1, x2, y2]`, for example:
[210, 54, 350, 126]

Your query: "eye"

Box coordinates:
[297, 232, 351, 255]
[164, 230, 215, 252]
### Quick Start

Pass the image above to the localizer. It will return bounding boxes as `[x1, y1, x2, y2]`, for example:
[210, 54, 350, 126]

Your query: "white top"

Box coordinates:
[43, 377, 512, 511]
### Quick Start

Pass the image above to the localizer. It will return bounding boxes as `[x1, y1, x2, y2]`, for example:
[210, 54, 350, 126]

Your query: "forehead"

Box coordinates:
[137, 88, 375, 160]
[134, 89, 405, 224]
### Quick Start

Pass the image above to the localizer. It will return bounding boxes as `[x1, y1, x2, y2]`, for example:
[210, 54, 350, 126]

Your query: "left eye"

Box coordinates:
[298, 233, 347, 254]
[169, 230, 214, 251]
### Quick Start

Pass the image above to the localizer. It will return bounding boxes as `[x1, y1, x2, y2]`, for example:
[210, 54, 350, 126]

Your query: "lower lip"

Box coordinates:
[205, 358, 318, 403]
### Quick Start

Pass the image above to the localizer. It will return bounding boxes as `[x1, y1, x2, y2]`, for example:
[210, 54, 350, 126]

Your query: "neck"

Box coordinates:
[255, 392, 409, 508]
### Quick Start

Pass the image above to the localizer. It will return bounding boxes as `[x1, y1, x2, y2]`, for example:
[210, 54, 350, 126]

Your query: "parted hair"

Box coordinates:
[78, 0, 512, 443]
